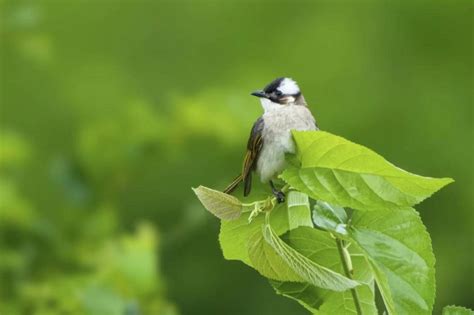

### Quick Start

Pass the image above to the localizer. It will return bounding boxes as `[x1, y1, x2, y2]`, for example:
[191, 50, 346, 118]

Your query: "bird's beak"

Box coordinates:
[251, 90, 267, 98]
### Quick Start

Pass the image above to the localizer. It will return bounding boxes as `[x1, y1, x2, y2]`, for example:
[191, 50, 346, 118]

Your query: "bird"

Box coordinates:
[224, 77, 318, 203]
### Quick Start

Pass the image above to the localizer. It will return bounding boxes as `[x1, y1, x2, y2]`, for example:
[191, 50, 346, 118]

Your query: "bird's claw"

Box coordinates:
[275, 191, 285, 203]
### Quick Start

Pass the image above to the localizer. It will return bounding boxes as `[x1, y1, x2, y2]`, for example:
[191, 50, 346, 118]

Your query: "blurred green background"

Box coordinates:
[0, 0, 472, 314]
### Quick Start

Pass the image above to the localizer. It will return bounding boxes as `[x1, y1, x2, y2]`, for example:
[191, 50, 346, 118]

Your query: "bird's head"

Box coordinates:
[251, 77, 306, 110]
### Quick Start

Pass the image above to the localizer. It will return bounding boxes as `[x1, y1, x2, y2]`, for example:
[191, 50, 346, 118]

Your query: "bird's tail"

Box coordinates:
[224, 174, 243, 194]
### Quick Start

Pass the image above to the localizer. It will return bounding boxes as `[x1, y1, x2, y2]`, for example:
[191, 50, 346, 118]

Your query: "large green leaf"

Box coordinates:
[271, 227, 377, 314]
[219, 190, 356, 291]
[219, 203, 289, 266]
[245, 191, 313, 281]
[280, 131, 453, 211]
[219, 191, 313, 266]
[261, 223, 359, 291]
[442, 306, 474, 315]
[350, 207, 435, 314]
[247, 228, 302, 282]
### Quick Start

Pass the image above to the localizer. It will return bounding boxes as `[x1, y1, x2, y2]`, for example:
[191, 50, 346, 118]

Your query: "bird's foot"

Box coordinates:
[269, 180, 286, 204]
[273, 191, 286, 204]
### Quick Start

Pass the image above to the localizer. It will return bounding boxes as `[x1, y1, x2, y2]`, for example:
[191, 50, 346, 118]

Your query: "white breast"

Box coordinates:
[257, 103, 317, 183]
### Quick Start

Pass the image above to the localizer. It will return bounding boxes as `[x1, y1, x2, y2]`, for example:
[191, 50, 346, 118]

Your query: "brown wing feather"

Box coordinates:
[224, 117, 264, 196]
[242, 117, 264, 196]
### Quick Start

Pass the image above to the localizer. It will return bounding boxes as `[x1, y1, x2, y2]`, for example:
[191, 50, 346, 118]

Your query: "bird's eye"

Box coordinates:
[274, 90, 282, 96]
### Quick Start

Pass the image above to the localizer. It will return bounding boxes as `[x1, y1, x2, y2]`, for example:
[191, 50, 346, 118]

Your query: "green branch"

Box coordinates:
[336, 238, 363, 315]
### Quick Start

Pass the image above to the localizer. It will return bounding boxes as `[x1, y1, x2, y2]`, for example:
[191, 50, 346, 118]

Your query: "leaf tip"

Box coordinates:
[435, 177, 455, 191]
[445, 177, 455, 184]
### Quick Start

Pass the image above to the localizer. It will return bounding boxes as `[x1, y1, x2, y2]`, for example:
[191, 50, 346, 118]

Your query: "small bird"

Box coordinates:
[224, 77, 318, 202]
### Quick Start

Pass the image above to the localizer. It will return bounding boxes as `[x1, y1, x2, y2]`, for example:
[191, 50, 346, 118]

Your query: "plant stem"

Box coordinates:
[242, 184, 291, 222]
[281, 184, 290, 193]
[336, 238, 363, 315]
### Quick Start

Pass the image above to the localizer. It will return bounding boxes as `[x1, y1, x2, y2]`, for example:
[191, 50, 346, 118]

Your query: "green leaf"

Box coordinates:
[350, 207, 435, 314]
[248, 229, 302, 282]
[219, 200, 311, 266]
[271, 227, 377, 314]
[244, 192, 316, 282]
[442, 305, 474, 315]
[218, 190, 356, 292]
[261, 222, 359, 291]
[287, 191, 313, 230]
[312, 201, 348, 235]
[192, 185, 242, 220]
[280, 131, 453, 211]
[271, 281, 324, 313]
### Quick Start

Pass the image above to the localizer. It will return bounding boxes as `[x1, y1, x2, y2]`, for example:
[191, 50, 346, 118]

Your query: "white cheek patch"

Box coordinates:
[277, 78, 300, 95]
[282, 96, 295, 104]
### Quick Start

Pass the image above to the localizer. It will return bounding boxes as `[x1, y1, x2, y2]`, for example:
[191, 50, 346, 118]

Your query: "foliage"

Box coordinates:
[280, 131, 453, 211]
[194, 130, 463, 314]
[0, 129, 177, 314]
[442, 306, 474, 315]
[1, 1, 472, 314]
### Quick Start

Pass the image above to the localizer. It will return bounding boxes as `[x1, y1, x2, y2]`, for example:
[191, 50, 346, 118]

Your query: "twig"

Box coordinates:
[336, 238, 363, 315]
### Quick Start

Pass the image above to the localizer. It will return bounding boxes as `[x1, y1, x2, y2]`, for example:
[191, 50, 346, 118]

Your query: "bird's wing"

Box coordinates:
[242, 117, 264, 196]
